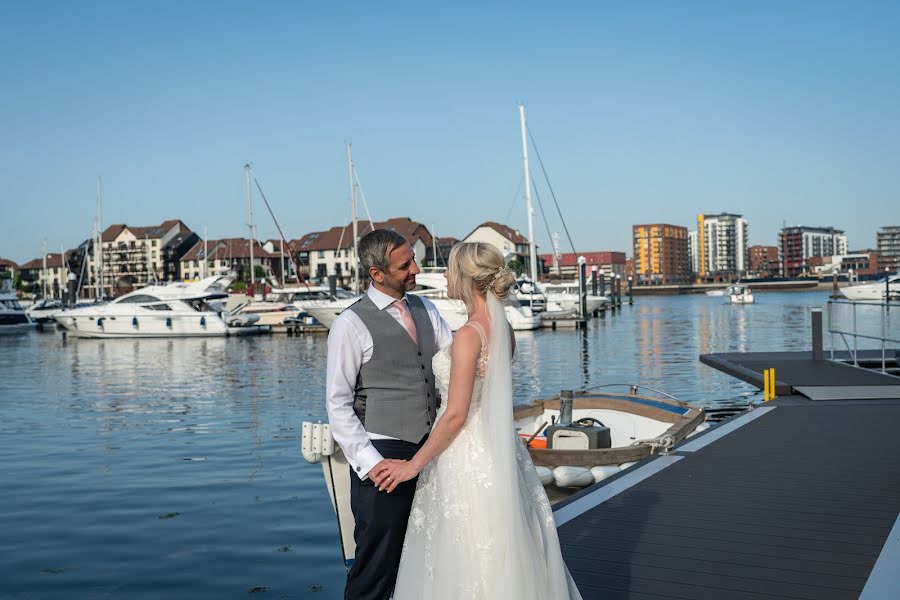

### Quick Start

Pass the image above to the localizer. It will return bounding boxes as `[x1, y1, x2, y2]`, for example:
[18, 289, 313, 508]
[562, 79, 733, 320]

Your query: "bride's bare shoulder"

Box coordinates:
[450, 325, 481, 361]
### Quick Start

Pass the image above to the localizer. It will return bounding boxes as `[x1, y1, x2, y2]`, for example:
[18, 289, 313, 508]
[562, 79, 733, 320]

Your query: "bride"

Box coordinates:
[373, 242, 582, 599]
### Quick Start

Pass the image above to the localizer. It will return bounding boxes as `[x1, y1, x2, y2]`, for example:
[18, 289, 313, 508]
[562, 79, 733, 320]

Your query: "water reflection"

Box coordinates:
[1, 290, 897, 598]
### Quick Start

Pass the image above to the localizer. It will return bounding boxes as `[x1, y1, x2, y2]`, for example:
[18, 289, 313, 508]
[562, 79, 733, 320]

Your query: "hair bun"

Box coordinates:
[488, 267, 516, 299]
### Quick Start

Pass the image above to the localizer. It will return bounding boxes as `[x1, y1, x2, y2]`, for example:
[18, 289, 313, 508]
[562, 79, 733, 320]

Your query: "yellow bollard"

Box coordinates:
[770, 368, 777, 400]
[763, 369, 770, 401]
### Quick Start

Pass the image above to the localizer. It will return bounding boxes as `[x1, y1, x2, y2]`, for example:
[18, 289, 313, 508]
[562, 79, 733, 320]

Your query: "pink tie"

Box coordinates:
[392, 299, 418, 344]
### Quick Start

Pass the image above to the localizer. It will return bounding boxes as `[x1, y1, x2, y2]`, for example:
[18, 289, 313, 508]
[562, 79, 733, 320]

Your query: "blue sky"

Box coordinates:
[2, 1, 899, 264]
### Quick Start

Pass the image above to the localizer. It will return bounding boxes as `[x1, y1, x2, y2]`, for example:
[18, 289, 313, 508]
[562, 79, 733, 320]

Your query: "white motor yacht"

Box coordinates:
[55, 277, 239, 338]
[839, 273, 900, 302]
[0, 282, 35, 334]
[242, 285, 359, 326]
[726, 284, 755, 305]
[26, 298, 66, 325]
[540, 280, 609, 314]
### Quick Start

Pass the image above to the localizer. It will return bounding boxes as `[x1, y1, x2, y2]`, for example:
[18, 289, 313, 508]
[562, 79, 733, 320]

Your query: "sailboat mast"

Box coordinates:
[347, 144, 359, 293]
[42, 239, 48, 299]
[60, 243, 67, 300]
[519, 104, 538, 282]
[96, 176, 103, 299]
[245, 164, 255, 289]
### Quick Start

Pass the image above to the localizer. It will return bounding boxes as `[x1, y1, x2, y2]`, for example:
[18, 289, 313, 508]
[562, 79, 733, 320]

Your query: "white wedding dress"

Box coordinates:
[393, 294, 582, 599]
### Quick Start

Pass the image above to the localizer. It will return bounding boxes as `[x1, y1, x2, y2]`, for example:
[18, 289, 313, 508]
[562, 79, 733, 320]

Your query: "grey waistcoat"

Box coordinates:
[348, 294, 438, 444]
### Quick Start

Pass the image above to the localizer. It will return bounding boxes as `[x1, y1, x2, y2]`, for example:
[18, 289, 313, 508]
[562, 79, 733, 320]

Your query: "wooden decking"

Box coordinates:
[554, 352, 900, 599]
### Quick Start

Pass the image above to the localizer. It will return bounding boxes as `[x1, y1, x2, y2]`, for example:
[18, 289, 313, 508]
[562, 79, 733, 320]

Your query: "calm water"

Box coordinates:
[1, 291, 897, 599]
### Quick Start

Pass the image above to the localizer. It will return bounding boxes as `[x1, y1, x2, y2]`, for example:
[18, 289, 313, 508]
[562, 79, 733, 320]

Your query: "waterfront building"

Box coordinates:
[161, 230, 200, 283]
[462, 222, 533, 274]
[632, 224, 691, 285]
[0, 258, 17, 274]
[696, 213, 749, 280]
[86, 220, 192, 296]
[876, 225, 900, 273]
[778, 226, 848, 278]
[748, 246, 780, 278]
[262, 239, 301, 285]
[808, 251, 880, 278]
[538, 251, 626, 280]
[18, 253, 71, 299]
[425, 236, 459, 269]
[688, 231, 699, 275]
[295, 217, 433, 285]
[179, 238, 276, 283]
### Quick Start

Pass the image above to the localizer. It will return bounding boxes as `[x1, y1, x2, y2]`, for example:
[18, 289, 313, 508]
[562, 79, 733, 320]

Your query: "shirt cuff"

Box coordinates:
[353, 443, 385, 481]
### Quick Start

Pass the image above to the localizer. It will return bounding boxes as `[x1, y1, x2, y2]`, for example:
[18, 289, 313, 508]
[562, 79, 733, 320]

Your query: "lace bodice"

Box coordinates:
[432, 323, 488, 417]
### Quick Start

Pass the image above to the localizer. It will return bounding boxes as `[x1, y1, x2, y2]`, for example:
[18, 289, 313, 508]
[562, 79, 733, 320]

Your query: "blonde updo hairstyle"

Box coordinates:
[446, 242, 517, 309]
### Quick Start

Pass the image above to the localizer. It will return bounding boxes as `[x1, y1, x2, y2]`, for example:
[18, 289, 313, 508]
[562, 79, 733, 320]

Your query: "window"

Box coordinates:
[144, 303, 171, 311]
[317, 251, 325, 258]
[152, 240, 157, 247]
[118, 294, 162, 304]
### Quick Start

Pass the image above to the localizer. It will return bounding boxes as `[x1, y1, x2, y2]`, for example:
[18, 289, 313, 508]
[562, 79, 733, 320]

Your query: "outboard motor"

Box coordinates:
[545, 390, 612, 450]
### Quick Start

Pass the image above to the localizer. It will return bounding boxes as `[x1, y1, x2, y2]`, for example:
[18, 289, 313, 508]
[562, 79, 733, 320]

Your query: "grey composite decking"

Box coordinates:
[556, 353, 900, 600]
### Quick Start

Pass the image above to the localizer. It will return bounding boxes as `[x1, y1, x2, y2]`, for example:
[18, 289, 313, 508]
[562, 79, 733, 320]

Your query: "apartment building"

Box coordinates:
[632, 224, 691, 285]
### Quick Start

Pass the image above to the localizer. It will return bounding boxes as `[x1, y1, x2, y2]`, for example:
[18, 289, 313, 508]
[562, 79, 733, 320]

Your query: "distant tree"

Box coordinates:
[507, 259, 524, 275]
[254, 265, 267, 281]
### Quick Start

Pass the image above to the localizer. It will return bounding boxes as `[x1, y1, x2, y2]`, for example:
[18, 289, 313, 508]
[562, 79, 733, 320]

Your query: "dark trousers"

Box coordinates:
[345, 438, 423, 600]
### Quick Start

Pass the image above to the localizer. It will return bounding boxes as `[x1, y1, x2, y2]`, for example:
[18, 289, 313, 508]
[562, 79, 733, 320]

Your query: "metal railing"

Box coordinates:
[827, 299, 900, 373]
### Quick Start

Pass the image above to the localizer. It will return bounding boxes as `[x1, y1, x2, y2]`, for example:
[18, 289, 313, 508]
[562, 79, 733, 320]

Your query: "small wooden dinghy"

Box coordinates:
[514, 388, 706, 489]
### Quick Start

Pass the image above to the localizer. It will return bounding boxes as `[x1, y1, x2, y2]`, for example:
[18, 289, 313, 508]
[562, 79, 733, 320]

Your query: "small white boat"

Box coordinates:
[726, 284, 754, 304]
[705, 288, 726, 297]
[0, 282, 36, 334]
[541, 280, 608, 313]
[55, 277, 236, 338]
[25, 298, 65, 325]
[839, 273, 900, 302]
[242, 286, 360, 326]
[300, 385, 706, 568]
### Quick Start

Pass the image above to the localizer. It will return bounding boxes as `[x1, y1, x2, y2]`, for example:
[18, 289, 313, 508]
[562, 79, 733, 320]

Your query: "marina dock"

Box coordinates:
[554, 350, 900, 599]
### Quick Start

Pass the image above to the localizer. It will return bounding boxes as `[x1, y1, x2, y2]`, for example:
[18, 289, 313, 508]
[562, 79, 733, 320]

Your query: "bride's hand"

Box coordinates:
[375, 459, 421, 493]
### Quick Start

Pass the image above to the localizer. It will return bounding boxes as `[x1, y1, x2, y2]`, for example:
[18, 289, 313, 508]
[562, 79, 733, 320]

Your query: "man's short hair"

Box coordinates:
[358, 229, 409, 279]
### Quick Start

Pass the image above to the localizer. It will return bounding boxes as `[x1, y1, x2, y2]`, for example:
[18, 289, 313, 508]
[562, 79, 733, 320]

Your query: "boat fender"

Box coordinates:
[590, 465, 620, 483]
[132, 317, 138, 328]
[553, 466, 594, 488]
[686, 421, 711, 438]
[200, 316, 206, 328]
[166, 317, 172, 328]
[618, 461, 637, 470]
[301, 421, 335, 464]
[534, 466, 553, 486]
[97, 317, 104, 328]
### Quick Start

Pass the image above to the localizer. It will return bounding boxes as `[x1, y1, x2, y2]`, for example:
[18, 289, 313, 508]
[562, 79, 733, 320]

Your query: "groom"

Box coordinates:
[326, 229, 452, 600]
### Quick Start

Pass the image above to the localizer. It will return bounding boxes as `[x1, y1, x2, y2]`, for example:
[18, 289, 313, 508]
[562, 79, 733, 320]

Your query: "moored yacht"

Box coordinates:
[839, 272, 900, 302]
[55, 277, 237, 338]
[0, 282, 35, 334]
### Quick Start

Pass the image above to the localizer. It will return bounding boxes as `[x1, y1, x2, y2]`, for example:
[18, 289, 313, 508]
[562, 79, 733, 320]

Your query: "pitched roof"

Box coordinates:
[180, 238, 275, 261]
[296, 217, 433, 252]
[18, 253, 69, 270]
[464, 221, 529, 245]
[0, 258, 18, 269]
[101, 220, 191, 242]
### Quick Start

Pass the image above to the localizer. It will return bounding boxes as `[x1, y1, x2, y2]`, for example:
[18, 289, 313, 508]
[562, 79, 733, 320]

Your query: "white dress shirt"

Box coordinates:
[326, 285, 453, 480]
